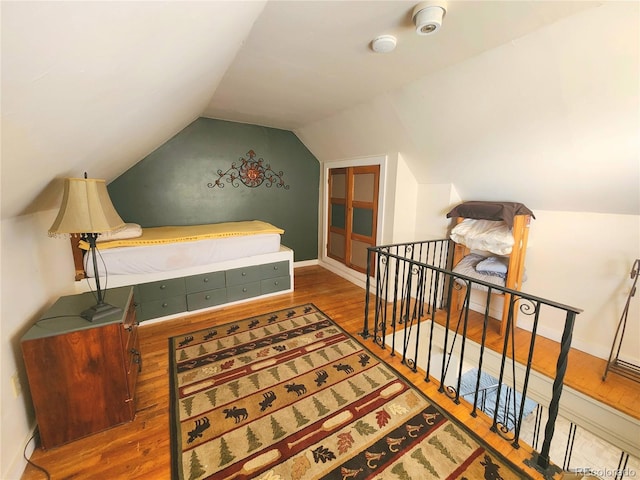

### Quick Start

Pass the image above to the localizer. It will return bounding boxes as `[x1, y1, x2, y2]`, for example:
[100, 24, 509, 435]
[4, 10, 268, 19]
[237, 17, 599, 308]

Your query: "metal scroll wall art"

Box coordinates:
[207, 150, 289, 190]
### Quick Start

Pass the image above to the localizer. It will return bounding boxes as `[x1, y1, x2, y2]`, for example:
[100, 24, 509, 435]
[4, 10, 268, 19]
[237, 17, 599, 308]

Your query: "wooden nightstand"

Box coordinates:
[21, 286, 140, 449]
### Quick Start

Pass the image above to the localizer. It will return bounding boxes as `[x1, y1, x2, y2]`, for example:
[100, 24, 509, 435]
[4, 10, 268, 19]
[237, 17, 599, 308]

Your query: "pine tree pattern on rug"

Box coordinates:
[169, 304, 533, 480]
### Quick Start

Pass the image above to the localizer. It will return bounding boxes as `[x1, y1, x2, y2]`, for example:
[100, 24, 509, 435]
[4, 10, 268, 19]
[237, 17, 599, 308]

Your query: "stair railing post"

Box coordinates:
[535, 310, 577, 470]
[362, 247, 373, 338]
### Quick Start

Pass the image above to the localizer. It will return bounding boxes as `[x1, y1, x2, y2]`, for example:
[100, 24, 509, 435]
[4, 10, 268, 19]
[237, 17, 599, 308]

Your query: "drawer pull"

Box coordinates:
[131, 348, 142, 373]
[204, 277, 209, 282]
[205, 295, 211, 300]
[160, 284, 166, 290]
[274, 281, 279, 285]
[162, 302, 168, 308]
[241, 272, 246, 277]
[242, 287, 247, 292]
[273, 266, 279, 270]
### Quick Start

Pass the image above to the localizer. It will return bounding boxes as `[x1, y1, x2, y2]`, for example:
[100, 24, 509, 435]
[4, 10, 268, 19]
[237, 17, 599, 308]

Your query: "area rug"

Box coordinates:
[169, 304, 533, 480]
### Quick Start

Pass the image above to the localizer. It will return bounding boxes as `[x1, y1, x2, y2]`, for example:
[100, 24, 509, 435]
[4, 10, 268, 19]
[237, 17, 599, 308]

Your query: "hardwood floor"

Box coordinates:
[21, 266, 638, 479]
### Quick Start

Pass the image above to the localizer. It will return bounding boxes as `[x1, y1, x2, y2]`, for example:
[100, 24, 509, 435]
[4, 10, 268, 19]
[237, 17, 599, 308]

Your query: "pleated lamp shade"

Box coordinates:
[49, 177, 125, 235]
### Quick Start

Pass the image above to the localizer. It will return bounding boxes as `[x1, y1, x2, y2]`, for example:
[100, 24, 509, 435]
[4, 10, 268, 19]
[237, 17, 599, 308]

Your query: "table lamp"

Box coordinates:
[49, 176, 126, 321]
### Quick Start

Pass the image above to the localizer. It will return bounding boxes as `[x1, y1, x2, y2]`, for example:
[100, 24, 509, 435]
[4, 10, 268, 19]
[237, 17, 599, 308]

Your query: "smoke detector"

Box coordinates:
[412, 1, 447, 35]
[371, 34, 397, 53]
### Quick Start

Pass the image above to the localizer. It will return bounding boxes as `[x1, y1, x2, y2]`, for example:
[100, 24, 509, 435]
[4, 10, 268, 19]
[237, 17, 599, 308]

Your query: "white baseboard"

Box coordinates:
[317, 259, 369, 290]
[7, 425, 38, 480]
[293, 259, 318, 268]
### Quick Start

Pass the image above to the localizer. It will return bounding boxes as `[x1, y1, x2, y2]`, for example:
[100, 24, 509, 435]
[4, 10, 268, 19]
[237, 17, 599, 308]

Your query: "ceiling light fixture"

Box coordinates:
[371, 34, 397, 53]
[412, 1, 447, 36]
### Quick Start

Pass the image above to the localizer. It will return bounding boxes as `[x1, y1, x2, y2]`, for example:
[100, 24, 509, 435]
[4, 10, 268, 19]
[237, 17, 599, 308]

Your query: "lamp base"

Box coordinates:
[81, 302, 123, 322]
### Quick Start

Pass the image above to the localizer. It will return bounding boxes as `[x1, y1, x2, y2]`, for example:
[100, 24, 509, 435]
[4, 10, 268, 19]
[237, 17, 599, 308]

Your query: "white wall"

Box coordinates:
[1, 210, 78, 478]
[415, 183, 461, 240]
[389, 153, 417, 244]
[411, 200, 640, 362]
[523, 211, 640, 363]
[386, 2, 639, 216]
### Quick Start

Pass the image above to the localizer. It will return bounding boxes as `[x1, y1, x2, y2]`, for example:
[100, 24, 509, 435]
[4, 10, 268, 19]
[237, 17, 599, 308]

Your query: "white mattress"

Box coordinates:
[86, 233, 281, 278]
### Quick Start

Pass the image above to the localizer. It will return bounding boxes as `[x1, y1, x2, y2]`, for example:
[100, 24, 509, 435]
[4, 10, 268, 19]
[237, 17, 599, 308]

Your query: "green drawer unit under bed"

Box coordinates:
[132, 257, 292, 322]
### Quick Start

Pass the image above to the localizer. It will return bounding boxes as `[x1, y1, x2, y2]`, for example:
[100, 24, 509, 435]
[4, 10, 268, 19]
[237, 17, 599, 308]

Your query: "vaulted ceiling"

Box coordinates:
[2, 1, 638, 220]
[203, 0, 597, 130]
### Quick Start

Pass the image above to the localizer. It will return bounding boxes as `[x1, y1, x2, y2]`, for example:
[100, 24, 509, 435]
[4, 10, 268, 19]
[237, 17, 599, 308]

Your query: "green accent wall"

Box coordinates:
[107, 118, 320, 261]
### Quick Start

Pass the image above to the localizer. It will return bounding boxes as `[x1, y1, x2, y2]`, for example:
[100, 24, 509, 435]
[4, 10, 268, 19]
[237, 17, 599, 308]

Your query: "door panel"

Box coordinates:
[331, 172, 347, 199]
[328, 168, 348, 263]
[327, 165, 379, 274]
[350, 239, 371, 271]
[353, 172, 376, 202]
[331, 203, 346, 230]
[329, 232, 346, 259]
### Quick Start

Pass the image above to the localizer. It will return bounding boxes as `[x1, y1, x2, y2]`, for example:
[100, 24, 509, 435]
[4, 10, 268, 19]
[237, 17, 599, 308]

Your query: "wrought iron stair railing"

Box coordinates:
[361, 239, 584, 479]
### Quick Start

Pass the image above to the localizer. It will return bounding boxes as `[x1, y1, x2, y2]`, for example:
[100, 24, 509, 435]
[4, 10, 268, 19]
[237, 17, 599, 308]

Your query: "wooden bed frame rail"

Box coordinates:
[70, 236, 86, 281]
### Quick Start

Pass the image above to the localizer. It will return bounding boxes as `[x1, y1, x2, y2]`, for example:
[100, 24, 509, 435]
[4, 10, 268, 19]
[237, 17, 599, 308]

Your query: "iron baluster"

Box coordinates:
[535, 310, 577, 472]
[563, 422, 577, 471]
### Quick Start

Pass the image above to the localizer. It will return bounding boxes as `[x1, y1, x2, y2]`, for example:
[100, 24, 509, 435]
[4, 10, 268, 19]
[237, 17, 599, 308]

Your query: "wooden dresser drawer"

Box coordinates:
[135, 278, 185, 302]
[125, 327, 141, 417]
[123, 297, 138, 330]
[261, 275, 291, 295]
[124, 321, 138, 354]
[226, 266, 261, 286]
[227, 281, 261, 302]
[185, 271, 225, 294]
[260, 261, 289, 280]
[187, 288, 227, 311]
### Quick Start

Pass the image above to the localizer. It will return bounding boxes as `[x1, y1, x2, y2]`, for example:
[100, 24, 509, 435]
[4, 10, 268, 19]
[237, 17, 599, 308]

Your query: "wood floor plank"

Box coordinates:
[20, 266, 637, 479]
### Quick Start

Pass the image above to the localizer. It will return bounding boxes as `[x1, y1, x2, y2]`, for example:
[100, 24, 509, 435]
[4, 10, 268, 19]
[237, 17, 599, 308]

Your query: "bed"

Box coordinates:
[71, 220, 294, 322]
[446, 201, 534, 335]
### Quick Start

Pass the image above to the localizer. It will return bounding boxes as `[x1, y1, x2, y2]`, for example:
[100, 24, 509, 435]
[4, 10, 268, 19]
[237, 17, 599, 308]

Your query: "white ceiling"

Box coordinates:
[2, 0, 637, 220]
[204, 0, 599, 130]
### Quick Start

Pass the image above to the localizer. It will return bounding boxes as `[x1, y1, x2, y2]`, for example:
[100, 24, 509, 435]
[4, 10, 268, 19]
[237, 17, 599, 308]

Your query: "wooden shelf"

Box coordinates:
[450, 214, 531, 336]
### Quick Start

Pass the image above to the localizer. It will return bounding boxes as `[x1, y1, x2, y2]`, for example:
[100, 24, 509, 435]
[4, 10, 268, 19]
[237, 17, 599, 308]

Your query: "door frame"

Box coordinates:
[320, 155, 387, 285]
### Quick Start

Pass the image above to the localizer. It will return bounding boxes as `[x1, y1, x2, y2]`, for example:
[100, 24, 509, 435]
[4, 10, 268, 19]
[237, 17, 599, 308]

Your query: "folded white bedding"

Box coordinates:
[476, 256, 509, 275]
[450, 219, 514, 255]
[452, 253, 506, 292]
[97, 223, 142, 242]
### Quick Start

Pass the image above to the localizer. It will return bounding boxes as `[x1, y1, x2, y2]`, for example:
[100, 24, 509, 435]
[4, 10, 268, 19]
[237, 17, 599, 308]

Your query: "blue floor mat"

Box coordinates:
[459, 368, 538, 430]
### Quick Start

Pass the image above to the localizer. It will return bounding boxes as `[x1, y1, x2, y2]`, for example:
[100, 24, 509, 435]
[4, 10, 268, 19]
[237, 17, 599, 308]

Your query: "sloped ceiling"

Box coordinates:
[291, 2, 640, 215]
[204, 0, 599, 130]
[2, 1, 638, 220]
[1, 1, 267, 219]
